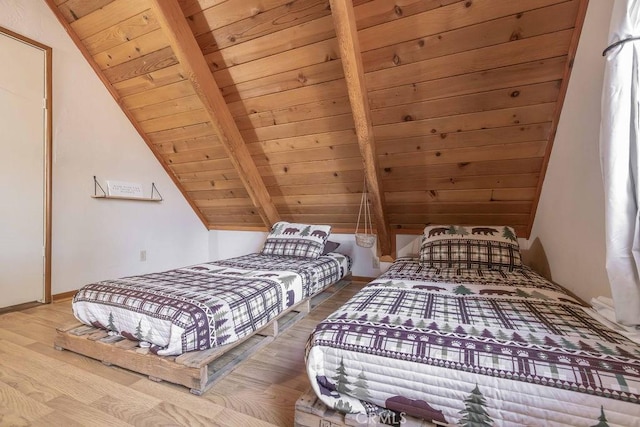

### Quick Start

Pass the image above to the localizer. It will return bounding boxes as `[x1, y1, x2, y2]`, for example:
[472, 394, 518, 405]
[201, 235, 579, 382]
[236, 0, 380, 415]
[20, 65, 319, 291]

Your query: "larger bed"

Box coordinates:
[305, 226, 640, 426]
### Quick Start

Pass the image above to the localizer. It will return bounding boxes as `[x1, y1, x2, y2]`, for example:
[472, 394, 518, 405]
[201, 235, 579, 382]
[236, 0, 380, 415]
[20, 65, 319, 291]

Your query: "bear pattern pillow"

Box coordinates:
[261, 221, 331, 259]
[419, 225, 522, 271]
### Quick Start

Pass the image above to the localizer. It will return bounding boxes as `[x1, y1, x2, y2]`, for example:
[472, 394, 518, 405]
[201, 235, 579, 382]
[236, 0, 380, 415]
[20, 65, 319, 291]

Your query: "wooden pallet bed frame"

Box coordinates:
[54, 274, 351, 395]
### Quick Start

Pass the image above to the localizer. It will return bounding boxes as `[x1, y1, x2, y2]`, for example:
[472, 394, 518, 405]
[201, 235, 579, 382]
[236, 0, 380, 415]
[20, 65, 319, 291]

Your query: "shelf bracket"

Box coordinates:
[151, 182, 163, 201]
[94, 175, 107, 198]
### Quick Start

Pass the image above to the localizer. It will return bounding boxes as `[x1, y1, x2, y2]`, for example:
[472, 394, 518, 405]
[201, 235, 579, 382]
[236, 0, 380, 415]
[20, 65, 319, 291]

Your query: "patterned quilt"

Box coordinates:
[306, 258, 640, 426]
[73, 252, 350, 356]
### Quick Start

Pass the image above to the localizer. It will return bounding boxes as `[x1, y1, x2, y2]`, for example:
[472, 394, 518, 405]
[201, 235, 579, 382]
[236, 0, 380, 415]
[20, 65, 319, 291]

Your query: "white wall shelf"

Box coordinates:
[92, 176, 162, 202]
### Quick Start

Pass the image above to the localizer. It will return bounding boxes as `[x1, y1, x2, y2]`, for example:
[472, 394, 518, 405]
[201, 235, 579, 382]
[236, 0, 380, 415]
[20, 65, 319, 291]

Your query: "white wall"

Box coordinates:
[0, 0, 209, 294]
[328, 233, 384, 278]
[209, 230, 268, 261]
[209, 230, 384, 278]
[527, 0, 614, 302]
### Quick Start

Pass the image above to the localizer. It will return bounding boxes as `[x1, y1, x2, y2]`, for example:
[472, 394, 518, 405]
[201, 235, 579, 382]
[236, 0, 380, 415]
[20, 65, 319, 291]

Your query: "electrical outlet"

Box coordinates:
[372, 256, 380, 268]
[140, 250, 147, 262]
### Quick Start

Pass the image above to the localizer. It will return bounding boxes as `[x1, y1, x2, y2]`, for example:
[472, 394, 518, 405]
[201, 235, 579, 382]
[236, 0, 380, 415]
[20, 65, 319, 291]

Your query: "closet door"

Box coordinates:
[0, 29, 49, 308]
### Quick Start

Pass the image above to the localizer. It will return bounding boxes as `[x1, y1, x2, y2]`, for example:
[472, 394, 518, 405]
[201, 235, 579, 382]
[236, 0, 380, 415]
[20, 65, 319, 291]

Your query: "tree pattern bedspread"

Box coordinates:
[73, 252, 350, 356]
[305, 257, 640, 426]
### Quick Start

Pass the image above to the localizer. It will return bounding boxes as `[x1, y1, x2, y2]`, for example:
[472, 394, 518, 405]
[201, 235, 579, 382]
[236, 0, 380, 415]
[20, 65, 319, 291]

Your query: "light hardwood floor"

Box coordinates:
[0, 281, 365, 426]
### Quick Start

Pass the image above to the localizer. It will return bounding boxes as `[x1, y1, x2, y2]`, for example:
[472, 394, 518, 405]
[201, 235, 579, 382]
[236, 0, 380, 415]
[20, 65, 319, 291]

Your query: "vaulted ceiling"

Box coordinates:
[47, 0, 587, 255]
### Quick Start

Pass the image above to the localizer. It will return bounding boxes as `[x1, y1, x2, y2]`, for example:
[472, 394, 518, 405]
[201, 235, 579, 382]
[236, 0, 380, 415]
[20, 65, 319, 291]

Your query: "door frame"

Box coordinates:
[0, 26, 52, 304]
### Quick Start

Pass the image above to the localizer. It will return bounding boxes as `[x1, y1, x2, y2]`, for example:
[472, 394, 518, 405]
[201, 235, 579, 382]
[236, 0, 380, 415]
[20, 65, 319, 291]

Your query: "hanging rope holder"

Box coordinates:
[355, 177, 376, 248]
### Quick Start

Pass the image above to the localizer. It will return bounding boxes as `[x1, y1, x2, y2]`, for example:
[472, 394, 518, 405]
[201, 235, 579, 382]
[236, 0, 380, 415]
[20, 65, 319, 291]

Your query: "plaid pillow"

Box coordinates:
[419, 225, 522, 271]
[261, 221, 331, 259]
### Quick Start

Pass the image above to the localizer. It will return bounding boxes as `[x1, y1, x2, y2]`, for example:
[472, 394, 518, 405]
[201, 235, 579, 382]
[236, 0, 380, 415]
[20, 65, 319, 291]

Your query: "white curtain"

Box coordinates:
[600, 0, 640, 326]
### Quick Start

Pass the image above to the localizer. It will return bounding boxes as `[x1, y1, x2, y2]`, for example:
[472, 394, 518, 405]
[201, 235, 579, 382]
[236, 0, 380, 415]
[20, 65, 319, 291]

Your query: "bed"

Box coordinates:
[73, 251, 350, 356]
[305, 225, 640, 426]
[55, 222, 351, 394]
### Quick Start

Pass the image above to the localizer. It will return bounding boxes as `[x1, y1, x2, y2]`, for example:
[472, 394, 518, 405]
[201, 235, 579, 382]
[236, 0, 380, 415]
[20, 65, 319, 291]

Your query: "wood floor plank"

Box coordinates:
[0, 312, 64, 343]
[45, 395, 132, 427]
[28, 342, 143, 387]
[31, 410, 85, 427]
[207, 384, 295, 425]
[153, 400, 231, 426]
[207, 379, 301, 426]
[21, 304, 77, 327]
[0, 380, 54, 422]
[0, 359, 61, 403]
[0, 328, 37, 347]
[0, 405, 33, 427]
[91, 394, 177, 427]
[0, 281, 367, 426]
[0, 340, 64, 373]
[0, 341, 104, 404]
[130, 381, 277, 427]
[209, 406, 282, 427]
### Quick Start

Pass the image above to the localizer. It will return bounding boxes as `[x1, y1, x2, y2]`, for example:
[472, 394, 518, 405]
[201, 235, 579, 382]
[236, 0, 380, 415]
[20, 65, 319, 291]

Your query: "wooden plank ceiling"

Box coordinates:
[47, 0, 587, 254]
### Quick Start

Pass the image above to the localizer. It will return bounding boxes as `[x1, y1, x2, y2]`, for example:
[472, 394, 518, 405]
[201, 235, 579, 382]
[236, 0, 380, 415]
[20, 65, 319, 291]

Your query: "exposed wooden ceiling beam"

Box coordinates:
[329, 0, 391, 256]
[149, 0, 280, 228]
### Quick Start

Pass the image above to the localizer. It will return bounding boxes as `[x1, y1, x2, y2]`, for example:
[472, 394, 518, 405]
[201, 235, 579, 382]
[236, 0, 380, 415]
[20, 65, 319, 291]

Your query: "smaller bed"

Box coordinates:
[305, 225, 640, 426]
[55, 222, 351, 394]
